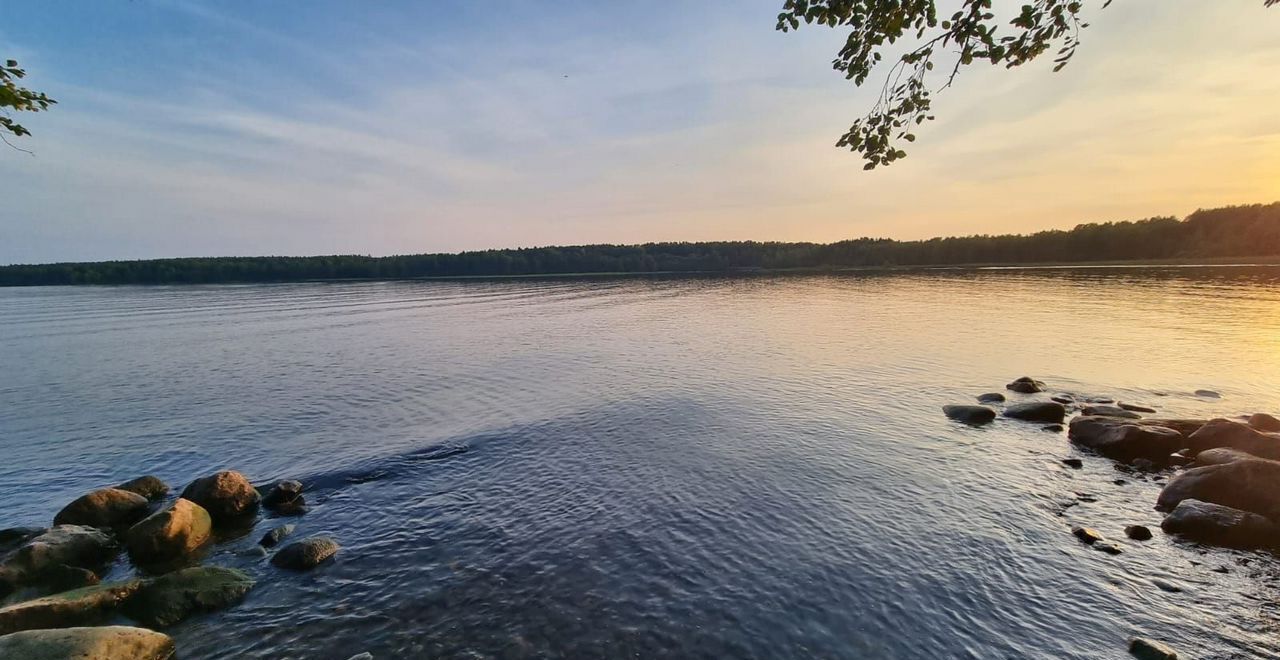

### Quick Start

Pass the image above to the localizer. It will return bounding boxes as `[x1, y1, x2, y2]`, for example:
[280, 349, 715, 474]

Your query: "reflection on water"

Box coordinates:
[3, 267, 1280, 659]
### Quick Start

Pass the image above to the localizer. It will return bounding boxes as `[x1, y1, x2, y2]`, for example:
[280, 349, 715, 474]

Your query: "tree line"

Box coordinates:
[2, 203, 1278, 286]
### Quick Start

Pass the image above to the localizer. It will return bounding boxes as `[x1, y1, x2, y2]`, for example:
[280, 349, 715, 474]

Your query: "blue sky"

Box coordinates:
[2, 0, 1278, 263]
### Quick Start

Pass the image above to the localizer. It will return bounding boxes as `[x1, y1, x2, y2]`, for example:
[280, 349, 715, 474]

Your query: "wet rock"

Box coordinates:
[1003, 401, 1065, 423]
[1191, 447, 1260, 467]
[1185, 418, 1280, 461]
[1166, 451, 1192, 468]
[1129, 637, 1178, 659]
[1087, 396, 1115, 404]
[1120, 403, 1157, 414]
[123, 566, 254, 627]
[1131, 458, 1157, 472]
[1006, 377, 1045, 393]
[180, 471, 260, 525]
[124, 498, 212, 566]
[1061, 458, 1083, 469]
[1094, 542, 1122, 555]
[271, 536, 339, 570]
[1151, 578, 1183, 593]
[1194, 389, 1220, 398]
[42, 565, 100, 592]
[0, 527, 45, 554]
[0, 581, 143, 635]
[259, 524, 295, 548]
[0, 625, 175, 660]
[1248, 412, 1280, 432]
[1042, 424, 1064, 433]
[1125, 525, 1153, 541]
[976, 392, 1005, 404]
[1160, 498, 1280, 550]
[1081, 405, 1142, 419]
[1158, 457, 1280, 520]
[1072, 526, 1104, 545]
[942, 405, 996, 425]
[52, 488, 150, 530]
[0, 526, 118, 595]
[262, 480, 306, 515]
[115, 476, 169, 502]
[1067, 417, 1184, 463]
[1050, 394, 1075, 405]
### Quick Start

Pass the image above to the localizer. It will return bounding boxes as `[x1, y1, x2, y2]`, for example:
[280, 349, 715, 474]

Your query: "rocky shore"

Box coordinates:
[946, 377, 1280, 660]
[0, 469, 354, 659]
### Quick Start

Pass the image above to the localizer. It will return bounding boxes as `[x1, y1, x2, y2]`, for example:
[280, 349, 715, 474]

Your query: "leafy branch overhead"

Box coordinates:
[1, 59, 56, 141]
[778, 0, 1278, 169]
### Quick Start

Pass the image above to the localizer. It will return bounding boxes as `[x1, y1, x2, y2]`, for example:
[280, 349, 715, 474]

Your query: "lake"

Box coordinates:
[3, 267, 1280, 659]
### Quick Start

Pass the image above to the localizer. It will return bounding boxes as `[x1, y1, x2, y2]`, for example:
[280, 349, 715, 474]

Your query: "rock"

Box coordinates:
[123, 566, 254, 627]
[262, 480, 307, 515]
[0, 526, 118, 595]
[1042, 424, 1064, 433]
[1050, 394, 1075, 404]
[1094, 542, 1122, 555]
[1185, 418, 1280, 460]
[1003, 401, 1066, 423]
[1158, 457, 1280, 520]
[1191, 447, 1260, 467]
[1129, 637, 1178, 659]
[976, 392, 1005, 404]
[1081, 405, 1142, 419]
[1248, 412, 1280, 432]
[1006, 377, 1045, 393]
[1061, 458, 1083, 469]
[0, 626, 175, 660]
[115, 476, 169, 502]
[1151, 578, 1183, 593]
[0, 527, 45, 554]
[52, 488, 150, 530]
[0, 581, 143, 634]
[1194, 389, 1221, 398]
[1072, 526, 1103, 545]
[124, 499, 212, 566]
[1131, 458, 1157, 472]
[1067, 417, 1184, 463]
[42, 565, 100, 592]
[180, 471, 260, 524]
[1166, 450, 1192, 467]
[942, 405, 996, 425]
[1120, 403, 1157, 414]
[1087, 397, 1115, 404]
[1125, 525, 1153, 541]
[259, 524, 295, 548]
[271, 536, 339, 570]
[1160, 498, 1280, 549]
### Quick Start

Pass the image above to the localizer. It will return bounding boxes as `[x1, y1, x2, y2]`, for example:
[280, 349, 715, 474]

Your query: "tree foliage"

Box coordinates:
[778, 0, 1278, 169]
[0, 58, 55, 144]
[2, 203, 1279, 285]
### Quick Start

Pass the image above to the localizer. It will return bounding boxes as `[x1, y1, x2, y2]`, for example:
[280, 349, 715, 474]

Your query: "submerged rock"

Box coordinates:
[1006, 377, 1045, 394]
[1129, 637, 1178, 659]
[1067, 417, 1184, 462]
[180, 471, 260, 525]
[1042, 424, 1064, 433]
[52, 488, 150, 530]
[1003, 401, 1065, 423]
[124, 566, 254, 627]
[976, 392, 1005, 404]
[1185, 418, 1280, 461]
[1094, 542, 1122, 555]
[124, 498, 212, 566]
[1194, 389, 1221, 398]
[1082, 405, 1142, 419]
[1248, 412, 1280, 432]
[271, 536, 339, 570]
[259, 524, 296, 548]
[262, 480, 306, 515]
[1061, 458, 1083, 469]
[1125, 525, 1153, 541]
[1120, 403, 1157, 414]
[1160, 498, 1280, 550]
[0, 625, 175, 660]
[0, 581, 143, 635]
[942, 405, 996, 425]
[1072, 526, 1103, 545]
[115, 476, 169, 502]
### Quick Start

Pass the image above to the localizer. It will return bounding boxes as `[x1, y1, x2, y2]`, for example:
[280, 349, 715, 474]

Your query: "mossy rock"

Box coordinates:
[125, 498, 213, 567]
[0, 625, 174, 660]
[124, 566, 254, 627]
[0, 580, 143, 635]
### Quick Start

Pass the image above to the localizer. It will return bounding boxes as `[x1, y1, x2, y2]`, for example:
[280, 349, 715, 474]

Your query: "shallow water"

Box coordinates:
[4, 268, 1280, 659]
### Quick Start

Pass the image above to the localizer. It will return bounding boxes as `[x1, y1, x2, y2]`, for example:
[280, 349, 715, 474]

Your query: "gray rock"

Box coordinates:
[1006, 377, 1045, 393]
[53, 488, 150, 530]
[1158, 457, 1280, 520]
[1050, 394, 1075, 405]
[1185, 418, 1280, 460]
[0, 580, 143, 635]
[0, 526, 118, 595]
[976, 392, 1005, 404]
[1191, 447, 1259, 467]
[0, 527, 45, 554]
[1125, 525, 1153, 541]
[1248, 412, 1280, 432]
[180, 471, 260, 524]
[262, 480, 307, 515]
[1003, 401, 1066, 423]
[123, 566, 254, 627]
[0, 626, 175, 660]
[115, 476, 169, 502]
[271, 536, 339, 570]
[1129, 637, 1178, 659]
[1081, 405, 1142, 419]
[1093, 542, 1122, 555]
[1067, 417, 1185, 463]
[1160, 498, 1280, 550]
[259, 524, 296, 548]
[942, 405, 996, 425]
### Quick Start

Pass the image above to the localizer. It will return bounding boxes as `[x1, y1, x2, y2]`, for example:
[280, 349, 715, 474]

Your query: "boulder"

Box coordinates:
[115, 476, 169, 502]
[1191, 447, 1261, 467]
[0, 526, 117, 595]
[942, 405, 996, 425]
[262, 480, 306, 515]
[1157, 458, 1280, 520]
[1129, 637, 1178, 660]
[271, 537, 339, 570]
[0, 626, 174, 660]
[1248, 413, 1280, 432]
[1067, 417, 1184, 462]
[1003, 401, 1065, 423]
[0, 581, 142, 635]
[123, 566, 254, 627]
[976, 392, 1005, 404]
[1081, 405, 1142, 419]
[52, 489, 150, 530]
[0, 527, 45, 554]
[1006, 377, 1045, 393]
[180, 471, 260, 524]
[1050, 394, 1074, 405]
[1120, 403, 1157, 414]
[1125, 525, 1153, 541]
[124, 499, 212, 566]
[42, 565, 100, 593]
[1160, 498, 1280, 550]
[1185, 419, 1280, 460]
[259, 524, 295, 548]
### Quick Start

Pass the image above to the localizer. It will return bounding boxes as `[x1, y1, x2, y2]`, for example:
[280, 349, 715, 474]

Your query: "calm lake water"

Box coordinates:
[4, 267, 1280, 659]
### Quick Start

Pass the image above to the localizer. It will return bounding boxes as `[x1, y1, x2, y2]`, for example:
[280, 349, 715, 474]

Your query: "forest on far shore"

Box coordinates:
[3, 203, 1278, 286]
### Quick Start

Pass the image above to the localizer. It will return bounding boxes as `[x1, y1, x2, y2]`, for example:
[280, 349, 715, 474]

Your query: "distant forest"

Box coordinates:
[3, 203, 1279, 286]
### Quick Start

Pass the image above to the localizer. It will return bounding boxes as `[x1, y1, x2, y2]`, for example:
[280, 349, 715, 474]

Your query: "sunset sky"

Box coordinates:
[1, 0, 1277, 264]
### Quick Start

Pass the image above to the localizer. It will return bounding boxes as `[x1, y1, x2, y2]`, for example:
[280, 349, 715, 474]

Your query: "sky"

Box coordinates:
[1, 0, 1278, 264]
